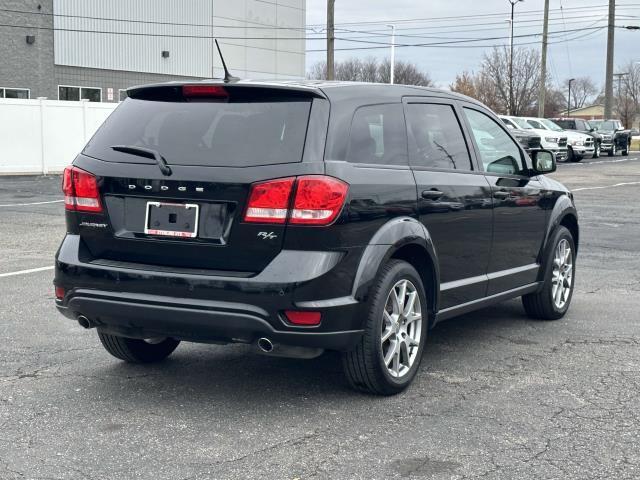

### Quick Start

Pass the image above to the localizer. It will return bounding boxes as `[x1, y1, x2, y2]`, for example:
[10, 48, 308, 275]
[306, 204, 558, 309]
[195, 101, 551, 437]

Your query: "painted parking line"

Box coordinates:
[573, 181, 640, 192]
[0, 199, 63, 208]
[560, 157, 640, 166]
[0, 266, 54, 278]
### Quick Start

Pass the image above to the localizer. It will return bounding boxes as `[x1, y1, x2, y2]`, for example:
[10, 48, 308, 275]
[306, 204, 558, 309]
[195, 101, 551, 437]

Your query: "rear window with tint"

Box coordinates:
[84, 98, 312, 167]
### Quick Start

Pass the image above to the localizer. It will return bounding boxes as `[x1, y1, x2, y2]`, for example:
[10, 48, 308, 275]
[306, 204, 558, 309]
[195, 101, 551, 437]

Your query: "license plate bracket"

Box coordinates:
[144, 202, 199, 238]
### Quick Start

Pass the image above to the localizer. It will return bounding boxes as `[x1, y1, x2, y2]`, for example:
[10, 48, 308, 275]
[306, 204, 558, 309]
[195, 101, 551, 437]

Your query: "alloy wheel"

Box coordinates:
[381, 279, 423, 378]
[551, 239, 573, 309]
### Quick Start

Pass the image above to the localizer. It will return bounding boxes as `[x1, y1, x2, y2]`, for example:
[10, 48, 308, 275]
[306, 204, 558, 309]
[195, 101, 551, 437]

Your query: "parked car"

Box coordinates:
[550, 117, 603, 158]
[588, 120, 633, 156]
[507, 128, 543, 156]
[499, 115, 568, 161]
[523, 117, 594, 162]
[54, 81, 579, 395]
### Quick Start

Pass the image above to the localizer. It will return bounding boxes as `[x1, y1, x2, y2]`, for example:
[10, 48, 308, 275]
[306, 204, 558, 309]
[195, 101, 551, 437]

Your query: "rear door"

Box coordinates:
[461, 105, 548, 295]
[74, 85, 327, 273]
[403, 97, 493, 309]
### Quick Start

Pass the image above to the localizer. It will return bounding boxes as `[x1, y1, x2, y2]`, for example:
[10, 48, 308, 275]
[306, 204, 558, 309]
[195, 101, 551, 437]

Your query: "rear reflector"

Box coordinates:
[290, 176, 348, 225]
[62, 166, 102, 213]
[55, 286, 65, 300]
[244, 177, 295, 224]
[284, 311, 322, 326]
[183, 84, 229, 99]
[243, 176, 348, 226]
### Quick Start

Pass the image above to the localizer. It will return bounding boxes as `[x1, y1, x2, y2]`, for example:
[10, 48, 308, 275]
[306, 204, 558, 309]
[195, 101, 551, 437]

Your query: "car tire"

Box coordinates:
[570, 153, 582, 163]
[592, 143, 600, 158]
[342, 260, 428, 395]
[608, 144, 616, 156]
[98, 331, 180, 363]
[522, 226, 576, 321]
[622, 141, 629, 156]
[566, 147, 574, 162]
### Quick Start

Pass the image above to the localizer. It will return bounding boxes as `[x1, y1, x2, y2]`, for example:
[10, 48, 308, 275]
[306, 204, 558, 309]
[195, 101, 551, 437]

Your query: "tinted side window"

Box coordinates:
[527, 119, 545, 129]
[346, 104, 408, 166]
[405, 103, 473, 170]
[464, 108, 524, 175]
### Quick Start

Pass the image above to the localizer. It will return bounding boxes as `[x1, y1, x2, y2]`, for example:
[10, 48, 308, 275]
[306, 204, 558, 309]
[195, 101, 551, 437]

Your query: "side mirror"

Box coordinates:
[589, 127, 596, 132]
[531, 150, 556, 174]
[616, 127, 625, 132]
[506, 124, 515, 130]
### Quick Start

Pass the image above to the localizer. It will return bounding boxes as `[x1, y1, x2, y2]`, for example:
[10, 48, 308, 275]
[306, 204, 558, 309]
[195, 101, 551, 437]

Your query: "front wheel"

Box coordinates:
[608, 144, 617, 156]
[522, 226, 576, 320]
[342, 260, 428, 395]
[592, 142, 600, 158]
[566, 147, 574, 162]
[98, 331, 180, 363]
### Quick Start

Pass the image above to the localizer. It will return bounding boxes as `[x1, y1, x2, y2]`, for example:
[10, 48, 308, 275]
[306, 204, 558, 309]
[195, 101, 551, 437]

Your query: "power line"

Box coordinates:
[306, 3, 640, 28]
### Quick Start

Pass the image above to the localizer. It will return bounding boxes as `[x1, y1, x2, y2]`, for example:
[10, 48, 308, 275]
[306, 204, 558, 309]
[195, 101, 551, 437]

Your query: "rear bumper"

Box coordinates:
[54, 235, 366, 351]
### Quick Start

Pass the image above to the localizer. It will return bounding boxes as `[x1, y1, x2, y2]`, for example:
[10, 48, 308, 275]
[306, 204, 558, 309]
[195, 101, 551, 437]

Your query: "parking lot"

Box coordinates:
[1, 155, 639, 479]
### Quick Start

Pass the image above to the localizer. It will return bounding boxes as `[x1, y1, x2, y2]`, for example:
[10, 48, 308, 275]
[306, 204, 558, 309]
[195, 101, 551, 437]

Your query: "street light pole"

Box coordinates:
[508, 0, 524, 116]
[567, 78, 575, 117]
[387, 24, 396, 84]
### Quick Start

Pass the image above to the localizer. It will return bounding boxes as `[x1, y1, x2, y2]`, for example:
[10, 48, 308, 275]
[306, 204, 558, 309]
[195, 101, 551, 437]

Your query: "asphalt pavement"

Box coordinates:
[1, 154, 639, 479]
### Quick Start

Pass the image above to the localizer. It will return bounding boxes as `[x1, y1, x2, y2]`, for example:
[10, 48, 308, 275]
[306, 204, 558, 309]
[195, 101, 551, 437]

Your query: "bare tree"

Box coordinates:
[307, 57, 432, 86]
[563, 77, 598, 110]
[450, 47, 541, 115]
[620, 61, 640, 127]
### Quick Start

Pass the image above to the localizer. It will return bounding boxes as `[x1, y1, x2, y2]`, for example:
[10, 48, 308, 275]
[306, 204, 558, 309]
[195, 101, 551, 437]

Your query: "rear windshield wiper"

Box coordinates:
[110, 145, 172, 176]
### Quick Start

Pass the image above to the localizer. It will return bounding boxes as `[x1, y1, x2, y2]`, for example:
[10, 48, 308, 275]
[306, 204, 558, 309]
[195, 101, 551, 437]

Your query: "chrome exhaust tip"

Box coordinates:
[257, 337, 274, 353]
[77, 315, 93, 329]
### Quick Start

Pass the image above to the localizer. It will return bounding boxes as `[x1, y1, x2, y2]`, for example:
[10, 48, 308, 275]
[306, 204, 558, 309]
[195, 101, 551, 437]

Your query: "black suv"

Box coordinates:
[55, 81, 579, 395]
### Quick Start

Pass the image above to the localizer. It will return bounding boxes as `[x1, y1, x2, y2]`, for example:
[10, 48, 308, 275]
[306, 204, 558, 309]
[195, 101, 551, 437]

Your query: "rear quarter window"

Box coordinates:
[84, 98, 312, 167]
[345, 104, 408, 166]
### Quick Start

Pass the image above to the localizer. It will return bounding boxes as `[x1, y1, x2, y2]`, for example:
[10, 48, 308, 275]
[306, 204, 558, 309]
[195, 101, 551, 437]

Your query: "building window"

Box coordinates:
[119, 89, 128, 102]
[0, 87, 30, 99]
[58, 85, 102, 102]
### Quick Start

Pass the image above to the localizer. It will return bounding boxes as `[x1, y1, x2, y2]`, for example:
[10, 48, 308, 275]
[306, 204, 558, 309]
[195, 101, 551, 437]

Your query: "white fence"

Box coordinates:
[0, 98, 117, 175]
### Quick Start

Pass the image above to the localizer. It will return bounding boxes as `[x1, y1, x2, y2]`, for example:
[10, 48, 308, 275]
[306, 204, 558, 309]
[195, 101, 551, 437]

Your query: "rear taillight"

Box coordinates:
[62, 166, 102, 213]
[243, 176, 348, 226]
[244, 177, 295, 224]
[290, 176, 348, 225]
[54, 286, 65, 300]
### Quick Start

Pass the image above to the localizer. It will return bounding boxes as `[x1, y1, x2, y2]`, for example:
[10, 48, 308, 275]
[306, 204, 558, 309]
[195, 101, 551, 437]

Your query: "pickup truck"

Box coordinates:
[587, 120, 635, 156]
[550, 118, 603, 158]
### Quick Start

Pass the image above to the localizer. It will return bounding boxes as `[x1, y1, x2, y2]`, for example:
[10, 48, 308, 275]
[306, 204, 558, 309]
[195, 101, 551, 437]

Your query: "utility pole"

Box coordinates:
[508, 0, 523, 116]
[537, 0, 550, 117]
[567, 78, 575, 117]
[327, 0, 335, 81]
[604, 0, 615, 119]
[387, 24, 396, 84]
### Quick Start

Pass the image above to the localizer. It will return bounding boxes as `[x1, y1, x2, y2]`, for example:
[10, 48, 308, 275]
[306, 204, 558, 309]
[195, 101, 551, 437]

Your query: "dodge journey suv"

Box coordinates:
[55, 81, 579, 395]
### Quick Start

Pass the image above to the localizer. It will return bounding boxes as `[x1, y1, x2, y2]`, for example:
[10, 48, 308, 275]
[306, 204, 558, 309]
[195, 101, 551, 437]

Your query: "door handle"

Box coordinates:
[422, 189, 444, 200]
[493, 190, 510, 199]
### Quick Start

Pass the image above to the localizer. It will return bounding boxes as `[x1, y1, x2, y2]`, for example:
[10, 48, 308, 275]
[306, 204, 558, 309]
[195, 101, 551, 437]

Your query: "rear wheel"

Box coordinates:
[522, 226, 575, 320]
[98, 331, 180, 363]
[342, 260, 427, 395]
[622, 140, 630, 156]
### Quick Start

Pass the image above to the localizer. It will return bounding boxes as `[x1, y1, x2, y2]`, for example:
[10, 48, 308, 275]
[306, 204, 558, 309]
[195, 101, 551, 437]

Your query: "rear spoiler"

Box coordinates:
[127, 82, 328, 102]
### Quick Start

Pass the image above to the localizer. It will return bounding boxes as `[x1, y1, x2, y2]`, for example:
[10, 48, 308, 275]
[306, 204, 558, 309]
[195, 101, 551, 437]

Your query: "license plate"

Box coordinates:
[144, 202, 199, 238]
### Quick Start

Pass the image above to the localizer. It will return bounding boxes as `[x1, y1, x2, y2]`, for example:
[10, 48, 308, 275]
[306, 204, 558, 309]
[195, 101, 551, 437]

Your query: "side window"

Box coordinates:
[463, 108, 524, 175]
[405, 103, 473, 170]
[346, 104, 407, 166]
[527, 119, 544, 129]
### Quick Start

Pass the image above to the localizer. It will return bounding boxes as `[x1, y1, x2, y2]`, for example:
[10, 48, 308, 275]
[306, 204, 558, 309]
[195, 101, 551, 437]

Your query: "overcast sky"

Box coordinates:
[305, 0, 639, 91]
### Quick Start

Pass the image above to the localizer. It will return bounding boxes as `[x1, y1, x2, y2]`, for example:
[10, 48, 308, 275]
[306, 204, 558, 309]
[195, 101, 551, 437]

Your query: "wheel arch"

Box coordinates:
[351, 217, 440, 326]
[537, 196, 579, 282]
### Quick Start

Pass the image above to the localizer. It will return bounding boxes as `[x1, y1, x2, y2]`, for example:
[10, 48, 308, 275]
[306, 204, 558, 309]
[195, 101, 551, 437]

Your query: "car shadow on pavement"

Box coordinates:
[91, 299, 541, 403]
